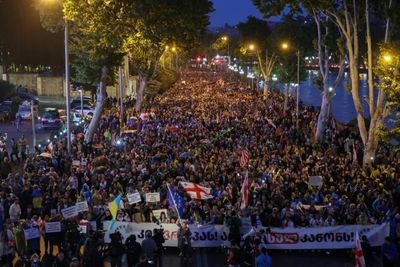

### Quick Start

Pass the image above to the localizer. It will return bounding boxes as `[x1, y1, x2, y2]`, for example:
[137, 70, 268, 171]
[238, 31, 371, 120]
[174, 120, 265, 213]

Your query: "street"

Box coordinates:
[0, 96, 66, 153]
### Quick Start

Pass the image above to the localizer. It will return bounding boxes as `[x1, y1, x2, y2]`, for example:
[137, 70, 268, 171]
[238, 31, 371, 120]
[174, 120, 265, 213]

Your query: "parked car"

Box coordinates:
[40, 109, 62, 129]
[18, 102, 38, 120]
[70, 98, 93, 108]
[59, 110, 83, 124]
[72, 104, 95, 116]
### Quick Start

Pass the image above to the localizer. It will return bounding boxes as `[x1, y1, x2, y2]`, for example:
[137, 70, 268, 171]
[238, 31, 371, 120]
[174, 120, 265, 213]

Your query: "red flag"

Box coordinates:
[179, 182, 213, 200]
[240, 148, 249, 169]
[355, 232, 366, 267]
[240, 171, 249, 209]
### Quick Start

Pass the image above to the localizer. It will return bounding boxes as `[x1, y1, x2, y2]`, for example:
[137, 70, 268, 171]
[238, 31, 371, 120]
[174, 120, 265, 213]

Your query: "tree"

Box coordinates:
[253, 1, 345, 141]
[376, 42, 400, 147]
[253, 0, 395, 166]
[126, 0, 213, 112]
[237, 16, 276, 101]
[63, 0, 134, 142]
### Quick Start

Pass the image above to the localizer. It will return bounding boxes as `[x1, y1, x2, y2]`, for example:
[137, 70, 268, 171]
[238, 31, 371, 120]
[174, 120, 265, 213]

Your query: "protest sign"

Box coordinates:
[152, 209, 169, 222]
[127, 192, 141, 204]
[61, 206, 78, 218]
[24, 227, 40, 240]
[76, 201, 89, 213]
[45, 222, 61, 233]
[308, 176, 323, 187]
[145, 192, 160, 203]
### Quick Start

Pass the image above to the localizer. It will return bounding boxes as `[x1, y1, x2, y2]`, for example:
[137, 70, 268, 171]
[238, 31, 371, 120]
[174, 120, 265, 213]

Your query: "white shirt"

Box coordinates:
[9, 202, 21, 223]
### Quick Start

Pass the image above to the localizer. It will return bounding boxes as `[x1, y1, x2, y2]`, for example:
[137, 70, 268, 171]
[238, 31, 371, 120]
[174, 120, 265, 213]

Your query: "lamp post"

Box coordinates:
[78, 88, 83, 117]
[222, 36, 230, 64]
[118, 66, 124, 126]
[64, 18, 71, 154]
[281, 42, 300, 128]
[31, 100, 36, 150]
[41, 0, 70, 153]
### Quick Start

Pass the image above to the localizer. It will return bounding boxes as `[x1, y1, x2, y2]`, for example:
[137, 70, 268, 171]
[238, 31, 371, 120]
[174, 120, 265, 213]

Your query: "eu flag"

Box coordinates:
[167, 184, 184, 218]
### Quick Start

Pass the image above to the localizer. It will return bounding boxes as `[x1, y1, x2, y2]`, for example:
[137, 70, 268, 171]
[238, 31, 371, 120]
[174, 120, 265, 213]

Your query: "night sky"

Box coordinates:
[210, 0, 261, 27]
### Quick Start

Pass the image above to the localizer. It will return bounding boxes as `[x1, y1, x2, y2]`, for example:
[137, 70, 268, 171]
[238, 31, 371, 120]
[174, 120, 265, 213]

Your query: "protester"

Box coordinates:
[381, 237, 398, 267]
[141, 232, 157, 264]
[256, 247, 271, 267]
[125, 235, 142, 267]
[177, 220, 191, 258]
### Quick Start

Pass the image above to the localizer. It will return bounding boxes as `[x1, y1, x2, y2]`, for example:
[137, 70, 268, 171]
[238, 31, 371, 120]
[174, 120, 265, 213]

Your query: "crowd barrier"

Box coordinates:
[103, 221, 389, 249]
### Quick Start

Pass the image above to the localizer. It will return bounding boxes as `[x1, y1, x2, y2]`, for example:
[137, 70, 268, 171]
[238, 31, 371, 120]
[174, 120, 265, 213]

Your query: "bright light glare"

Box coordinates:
[383, 54, 392, 63]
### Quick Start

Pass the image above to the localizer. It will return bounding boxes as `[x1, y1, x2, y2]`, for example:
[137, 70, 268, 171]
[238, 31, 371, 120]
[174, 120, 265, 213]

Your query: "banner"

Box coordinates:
[127, 193, 141, 204]
[145, 192, 160, 203]
[103, 221, 389, 249]
[24, 227, 41, 240]
[61, 206, 78, 218]
[45, 222, 61, 233]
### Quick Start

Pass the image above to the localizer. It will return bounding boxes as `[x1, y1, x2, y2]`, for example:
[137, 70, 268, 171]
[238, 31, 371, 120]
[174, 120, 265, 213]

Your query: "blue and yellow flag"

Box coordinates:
[108, 194, 122, 230]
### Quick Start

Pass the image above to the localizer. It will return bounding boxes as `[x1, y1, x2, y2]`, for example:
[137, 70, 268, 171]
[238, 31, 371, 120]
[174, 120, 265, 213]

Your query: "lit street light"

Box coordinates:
[281, 42, 300, 129]
[383, 54, 392, 63]
[42, 0, 71, 154]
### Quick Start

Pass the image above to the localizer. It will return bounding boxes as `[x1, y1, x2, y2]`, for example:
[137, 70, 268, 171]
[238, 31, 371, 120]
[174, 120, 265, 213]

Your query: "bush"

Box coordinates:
[0, 80, 16, 102]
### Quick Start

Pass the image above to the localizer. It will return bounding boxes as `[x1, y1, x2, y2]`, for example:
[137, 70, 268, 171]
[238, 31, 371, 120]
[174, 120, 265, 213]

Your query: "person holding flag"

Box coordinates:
[355, 231, 366, 267]
[108, 194, 122, 230]
[240, 171, 249, 210]
[167, 183, 185, 221]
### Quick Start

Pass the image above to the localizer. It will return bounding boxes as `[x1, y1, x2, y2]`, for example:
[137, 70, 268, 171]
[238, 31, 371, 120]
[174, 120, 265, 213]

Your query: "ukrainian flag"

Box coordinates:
[108, 194, 122, 230]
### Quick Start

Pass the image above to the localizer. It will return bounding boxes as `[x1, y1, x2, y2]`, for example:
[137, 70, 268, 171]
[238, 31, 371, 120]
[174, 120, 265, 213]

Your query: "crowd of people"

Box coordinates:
[0, 69, 399, 266]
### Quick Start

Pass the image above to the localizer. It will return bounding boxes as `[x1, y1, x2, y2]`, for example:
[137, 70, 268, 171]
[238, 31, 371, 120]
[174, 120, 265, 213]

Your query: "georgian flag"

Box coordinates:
[179, 182, 213, 200]
[355, 232, 366, 267]
[240, 171, 249, 209]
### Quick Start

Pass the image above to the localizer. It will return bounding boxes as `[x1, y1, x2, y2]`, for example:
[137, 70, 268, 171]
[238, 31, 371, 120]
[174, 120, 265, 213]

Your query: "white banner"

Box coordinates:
[103, 221, 389, 249]
[127, 193, 141, 204]
[145, 192, 160, 203]
[45, 222, 61, 233]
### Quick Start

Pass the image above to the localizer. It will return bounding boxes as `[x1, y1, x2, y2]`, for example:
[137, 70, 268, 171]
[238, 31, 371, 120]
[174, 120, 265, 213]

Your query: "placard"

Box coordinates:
[76, 201, 89, 213]
[308, 176, 323, 187]
[145, 192, 160, 203]
[45, 222, 61, 233]
[24, 227, 40, 240]
[61, 206, 78, 218]
[152, 209, 169, 223]
[127, 192, 141, 204]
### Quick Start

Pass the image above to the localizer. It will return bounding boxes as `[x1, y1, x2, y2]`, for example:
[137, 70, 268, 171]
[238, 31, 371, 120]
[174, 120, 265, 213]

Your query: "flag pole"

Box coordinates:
[167, 183, 182, 222]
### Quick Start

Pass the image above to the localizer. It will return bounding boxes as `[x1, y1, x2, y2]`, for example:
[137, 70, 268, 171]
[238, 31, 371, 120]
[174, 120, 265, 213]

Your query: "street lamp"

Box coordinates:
[78, 88, 83, 116]
[42, 0, 71, 154]
[383, 54, 392, 63]
[281, 42, 300, 128]
[222, 36, 230, 63]
[249, 44, 255, 51]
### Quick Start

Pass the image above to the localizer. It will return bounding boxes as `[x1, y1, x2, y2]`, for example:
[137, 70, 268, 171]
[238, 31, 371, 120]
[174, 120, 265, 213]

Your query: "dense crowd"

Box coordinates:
[0, 69, 399, 266]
